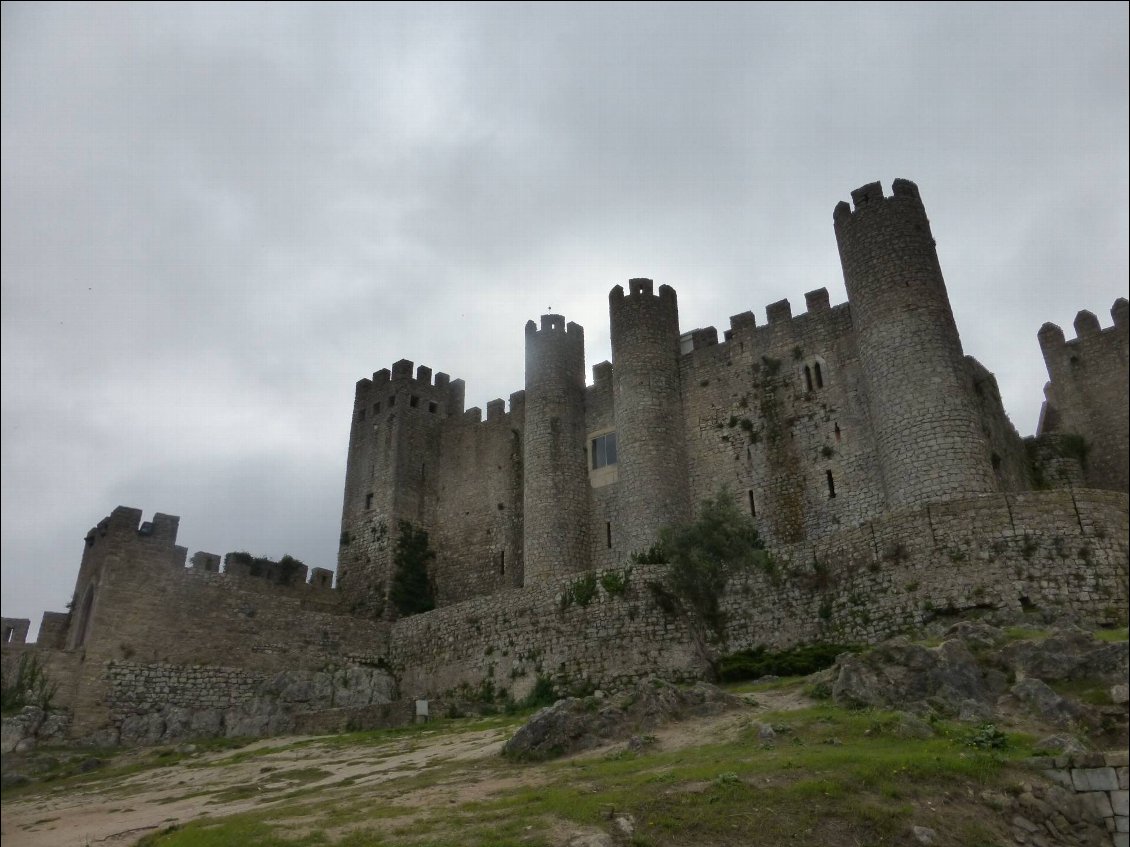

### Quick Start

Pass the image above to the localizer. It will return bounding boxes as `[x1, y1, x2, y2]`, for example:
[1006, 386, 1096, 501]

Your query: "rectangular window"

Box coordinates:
[591, 433, 618, 469]
[606, 521, 612, 548]
[410, 395, 419, 408]
[428, 401, 438, 414]
[365, 493, 374, 509]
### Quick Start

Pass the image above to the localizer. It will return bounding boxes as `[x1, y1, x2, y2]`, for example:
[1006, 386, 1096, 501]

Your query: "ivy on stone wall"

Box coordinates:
[390, 521, 436, 617]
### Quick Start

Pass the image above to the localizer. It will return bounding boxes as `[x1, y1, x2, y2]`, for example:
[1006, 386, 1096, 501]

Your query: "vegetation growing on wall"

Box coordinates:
[1, 653, 57, 714]
[390, 521, 436, 617]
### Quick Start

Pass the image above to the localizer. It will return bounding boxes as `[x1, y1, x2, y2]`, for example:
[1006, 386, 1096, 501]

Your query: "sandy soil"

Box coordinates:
[1, 724, 515, 847]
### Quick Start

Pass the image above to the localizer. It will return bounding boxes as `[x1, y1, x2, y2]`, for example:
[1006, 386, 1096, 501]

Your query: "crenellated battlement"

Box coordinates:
[683, 287, 846, 352]
[1038, 299, 1129, 356]
[832, 177, 923, 226]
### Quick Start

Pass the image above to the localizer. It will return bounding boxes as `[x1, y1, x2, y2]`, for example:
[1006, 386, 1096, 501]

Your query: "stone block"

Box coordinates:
[1078, 791, 1114, 820]
[1112, 790, 1129, 817]
[1043, 769, 1073, 788]
[1073, 767, 1119, 792]
[1108, 751, 1130, 768]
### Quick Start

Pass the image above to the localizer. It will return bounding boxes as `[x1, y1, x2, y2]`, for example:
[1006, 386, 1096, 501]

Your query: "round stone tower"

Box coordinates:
[609, 279, 691, 554]
[522, 314, 591, 584]
[834, 179, 997, 508]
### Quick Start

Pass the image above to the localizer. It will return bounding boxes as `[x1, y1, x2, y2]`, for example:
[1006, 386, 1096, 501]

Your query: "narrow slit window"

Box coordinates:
[499, 550, 505, 575]
[814, 362, 824, 388]
[748, 490, 756, 516]
[410, 395, 419, 408]
[826, 470, 836, 498]
[804, 365, 814, 391]
[373, 401, 381, 414]
[606, 521, 612, 549]
[834, 422, 841, 442]
[365, 493, 374, 509]
[388, 395, 396, 408]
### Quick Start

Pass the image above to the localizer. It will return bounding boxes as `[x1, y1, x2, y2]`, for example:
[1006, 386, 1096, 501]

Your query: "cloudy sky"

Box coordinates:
[2, 3, 1127, 634]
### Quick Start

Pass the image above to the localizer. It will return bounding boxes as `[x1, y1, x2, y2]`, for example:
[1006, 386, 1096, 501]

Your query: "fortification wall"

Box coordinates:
[59, 508, 388, 736]
[429, 394, 526, 604]
[389, 490, 1128, 699]
[1038, 301, 1129, 493]
[585, 361, 626, 569]
[679, 290, 886, 547]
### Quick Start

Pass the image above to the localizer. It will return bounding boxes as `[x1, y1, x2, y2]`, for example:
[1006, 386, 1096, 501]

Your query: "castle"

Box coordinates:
[3, 179, 1127, 747]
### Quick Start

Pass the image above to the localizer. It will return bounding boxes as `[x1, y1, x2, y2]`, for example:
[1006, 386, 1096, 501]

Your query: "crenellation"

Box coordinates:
[766, 298, 793, 324]
[7, 178, 1125, 749]
[1074, 309, 1101, 337]
[804, 287, 830, 312]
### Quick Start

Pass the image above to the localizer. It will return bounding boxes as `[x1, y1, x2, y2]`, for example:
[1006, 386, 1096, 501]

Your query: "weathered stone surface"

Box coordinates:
[830, 638, 998, 713]
[1010, 679, 1093, 729]
[502, 679, 744, 760]
[999, 631, 1129, 684]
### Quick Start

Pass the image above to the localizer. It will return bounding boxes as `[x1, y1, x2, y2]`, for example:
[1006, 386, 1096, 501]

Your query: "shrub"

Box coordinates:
[1, 653, 57, 714]
[389, 521, 436, 617]
[717, 643, 858, 683]
[600, 568, 631, 596]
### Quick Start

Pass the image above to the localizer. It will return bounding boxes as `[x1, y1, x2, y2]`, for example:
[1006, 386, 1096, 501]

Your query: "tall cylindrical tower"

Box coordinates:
[610, 279, 691, 554]
[523, 314, 591, 584]
[834, 179, 997, 508]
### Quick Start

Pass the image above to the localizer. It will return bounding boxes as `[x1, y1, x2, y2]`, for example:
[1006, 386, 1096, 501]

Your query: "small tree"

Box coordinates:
[389, 521, 436, 617]
[646, 488, 770, 678]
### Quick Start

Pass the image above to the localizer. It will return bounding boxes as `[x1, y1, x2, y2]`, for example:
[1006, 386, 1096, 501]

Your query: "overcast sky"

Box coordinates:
[2, 3, 1127, 635]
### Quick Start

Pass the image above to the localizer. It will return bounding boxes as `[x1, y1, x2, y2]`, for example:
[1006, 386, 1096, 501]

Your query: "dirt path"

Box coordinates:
[1, 725, 514, 847]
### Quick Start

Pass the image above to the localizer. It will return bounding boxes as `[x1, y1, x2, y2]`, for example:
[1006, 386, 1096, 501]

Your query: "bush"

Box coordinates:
[1, 653, 57, 714]
[389, 521, 436, 617]
[716, 643, 858, 683]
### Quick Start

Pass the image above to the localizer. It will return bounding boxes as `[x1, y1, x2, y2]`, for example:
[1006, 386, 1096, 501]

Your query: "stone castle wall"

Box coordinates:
[389, 489, 1128, 700]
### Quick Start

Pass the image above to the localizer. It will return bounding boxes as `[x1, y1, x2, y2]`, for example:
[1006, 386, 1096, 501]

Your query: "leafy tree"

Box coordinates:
[645, 488, 770, 678]
[390, 521, 436, 617]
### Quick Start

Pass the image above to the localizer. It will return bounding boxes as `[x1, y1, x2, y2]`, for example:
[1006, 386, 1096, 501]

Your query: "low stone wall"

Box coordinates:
[1024, 751, 1129, 847]
[94, 661, 397, 746]
[391, 490, 1128, 699]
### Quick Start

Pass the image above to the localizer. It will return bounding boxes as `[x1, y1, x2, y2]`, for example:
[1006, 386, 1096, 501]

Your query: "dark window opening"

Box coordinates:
[499, 549, 505, 575]
[814, 362, 824, 388]
[606, 521, 612, 549]
[388, 395, 396, 408]
[826, 470, 836, 498]
[374, 401, 381, 414]
[804, 365, 813, 391]
[991, 452, 1002, 470]
[592, 433, 618, 469]
[428, 401, 438, 414]
[834, 422, 841, 442]
[748, 490, 756, 517]
[410, 395, 419, 408]
[365, 493, 373, 509]
[421, 463, 426, 481]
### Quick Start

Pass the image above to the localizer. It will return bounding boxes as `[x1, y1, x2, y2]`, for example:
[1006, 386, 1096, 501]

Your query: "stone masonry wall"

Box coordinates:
[1029, 751, 1129, 847]
[678, 293, 887, 547]
[389, 490, 1128, 699]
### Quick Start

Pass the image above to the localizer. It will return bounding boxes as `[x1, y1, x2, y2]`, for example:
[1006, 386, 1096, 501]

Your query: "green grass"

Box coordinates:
[1095, 627, 1129, 643]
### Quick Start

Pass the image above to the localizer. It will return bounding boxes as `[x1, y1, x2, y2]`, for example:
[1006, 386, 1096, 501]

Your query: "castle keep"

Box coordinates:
[3, 179, 1127, 747]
